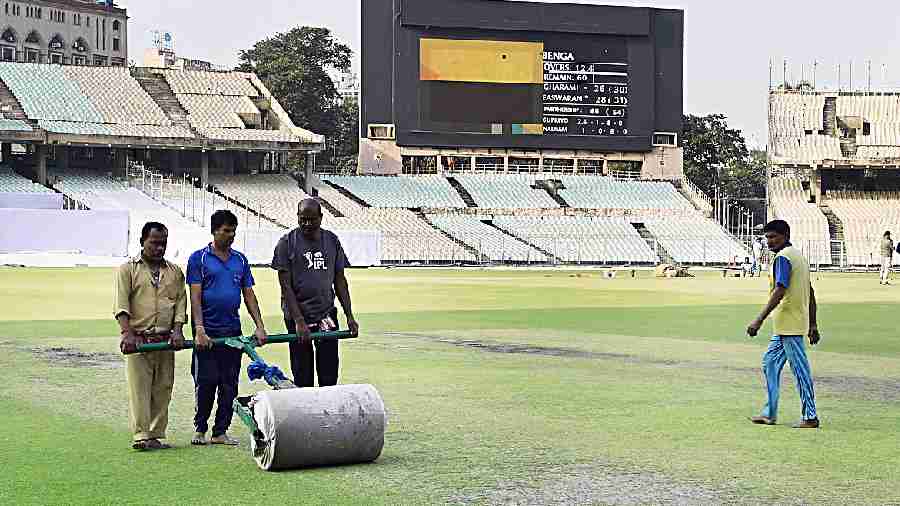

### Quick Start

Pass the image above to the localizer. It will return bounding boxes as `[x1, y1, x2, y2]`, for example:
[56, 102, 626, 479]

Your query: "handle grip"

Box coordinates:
[128, 331, 354, 355]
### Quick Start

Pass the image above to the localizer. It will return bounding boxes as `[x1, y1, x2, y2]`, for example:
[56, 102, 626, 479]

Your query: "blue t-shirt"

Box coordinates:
[186, 245, 254, 333]
[773, 256, 792, 288]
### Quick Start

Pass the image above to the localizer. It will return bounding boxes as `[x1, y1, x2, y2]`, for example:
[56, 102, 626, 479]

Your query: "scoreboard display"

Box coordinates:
[542, 47, 629, 136]
[362, 0, 684, 152]
[417, 36, 631, 139]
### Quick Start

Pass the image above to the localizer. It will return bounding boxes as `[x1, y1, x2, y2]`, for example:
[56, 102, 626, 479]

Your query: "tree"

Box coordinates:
[681, 114, 749, 196]
[329, 98, 359, 171]
[236, 27, 353, 155]
[682, 114, 769, 222]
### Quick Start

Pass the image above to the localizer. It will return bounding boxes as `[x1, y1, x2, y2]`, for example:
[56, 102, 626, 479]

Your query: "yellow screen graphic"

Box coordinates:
[420, 38, 544, 84]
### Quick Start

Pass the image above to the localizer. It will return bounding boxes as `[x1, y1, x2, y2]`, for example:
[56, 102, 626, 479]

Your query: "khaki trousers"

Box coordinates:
[881, 256, 893, 283]
[126, 351, 175, 441]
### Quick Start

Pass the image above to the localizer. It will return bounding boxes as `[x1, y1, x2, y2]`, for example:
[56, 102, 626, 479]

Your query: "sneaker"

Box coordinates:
[749, 415, 776, 425]
[791, 418, 820, 429]
[191, 432, 208, 446]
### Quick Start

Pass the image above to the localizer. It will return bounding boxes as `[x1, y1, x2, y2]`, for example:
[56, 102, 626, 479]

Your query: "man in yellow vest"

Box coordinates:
[746, 220, 820, 429]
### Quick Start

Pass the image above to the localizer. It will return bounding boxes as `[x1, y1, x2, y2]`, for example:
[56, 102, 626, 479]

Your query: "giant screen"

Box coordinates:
[419, 37, 629, 138]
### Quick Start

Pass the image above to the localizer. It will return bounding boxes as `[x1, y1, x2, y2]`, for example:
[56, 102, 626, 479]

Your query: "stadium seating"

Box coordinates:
[836, 95, 900, 121]
[769, 93, 825, 131]
[315, 183, 366, 217]
[194, 127, 297, 142]
[0, 166, 53, 193]
[767, 177, 831, 265]
[38, 120, 194, 138]
[856, 145, 900, 158]
[63, 66, 171, 126]
[328, 209, 476, 263]
[453, 174, 559, 209]
[426, 214, 545, 262]
[49, 169, 127, 207]
[639, 216, 747, 264]
[162, 70, 260, 97]
[177, 95, 261, 128]
[557, 176, 695, 211]
[323, 175, 466, 208]
[0, 119, 32, 131]
[826, 190, 900, 266]
[770, 134, 842, 162]
[209, 174, 319, 227]
[0, 63, 103, 123]
[492, 216, 658, 263]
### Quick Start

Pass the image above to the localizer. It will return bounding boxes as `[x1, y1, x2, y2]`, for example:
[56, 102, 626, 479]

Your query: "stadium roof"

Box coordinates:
[0, 63, 324, 153]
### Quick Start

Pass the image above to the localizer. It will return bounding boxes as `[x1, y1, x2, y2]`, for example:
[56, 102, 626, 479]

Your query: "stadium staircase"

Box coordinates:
[819, 203, 845, 267]
[632, 223, 675, 264]
[487, 220, 561, 263]
[419, 213, 484, 262]
[209, 186, 287, 229]
[823, 97, 837, 136]
[0, 80, 29, 122]
[288, 172, 345, 217]
[323, 180, 371, 208]
[840, 136, 858, 158]
[673, 180, 711, 217]
[446, 177, 478, 207]
[133, 73, 198, 135]
[534, 179, 570, 208]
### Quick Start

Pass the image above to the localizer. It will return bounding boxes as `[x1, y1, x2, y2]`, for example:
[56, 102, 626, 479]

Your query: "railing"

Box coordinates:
[127, 162, 282, 231]
[360, 231, 752, 267]
[679, 177, 714, 215]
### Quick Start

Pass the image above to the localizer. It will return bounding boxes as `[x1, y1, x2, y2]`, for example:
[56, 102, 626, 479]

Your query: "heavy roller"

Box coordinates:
[129, 331, 386, 471]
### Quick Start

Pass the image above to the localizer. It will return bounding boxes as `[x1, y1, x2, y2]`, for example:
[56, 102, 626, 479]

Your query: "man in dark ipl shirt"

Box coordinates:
[272, 199, 359, 387]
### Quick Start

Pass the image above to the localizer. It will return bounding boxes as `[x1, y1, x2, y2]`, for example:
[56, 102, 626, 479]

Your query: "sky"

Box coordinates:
[125, 0, 900, 149]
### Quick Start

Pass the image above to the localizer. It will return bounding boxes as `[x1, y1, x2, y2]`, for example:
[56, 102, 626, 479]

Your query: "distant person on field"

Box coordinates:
[272, 198, 359, 387]
[741, 257, 753, 278]
[115, 222, 187, 451]
[187, 210, 267, 446]
[879, 231, 893, 285]
[747, 220, 820, 429]
[752, 236, 764, 277]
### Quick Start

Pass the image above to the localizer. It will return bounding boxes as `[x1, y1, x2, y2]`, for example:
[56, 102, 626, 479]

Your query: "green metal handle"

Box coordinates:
[128, 330, 354, 355]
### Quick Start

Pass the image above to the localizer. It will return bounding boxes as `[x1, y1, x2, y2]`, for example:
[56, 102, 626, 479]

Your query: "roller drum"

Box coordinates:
[251, 384, 386, 470]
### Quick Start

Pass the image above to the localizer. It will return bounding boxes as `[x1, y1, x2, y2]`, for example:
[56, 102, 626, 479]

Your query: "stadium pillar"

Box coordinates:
[201, 150, 209, 189]
[304, 152, 315, 194]
[225, 151, 235, 175]
[35, 144, 48, 186]
[57, 146, 68, 172]
[504, 154, 509, 173]
[810, 166, 822, 203]
[170, 149, 181, 175]
[602, 159, 609, 176]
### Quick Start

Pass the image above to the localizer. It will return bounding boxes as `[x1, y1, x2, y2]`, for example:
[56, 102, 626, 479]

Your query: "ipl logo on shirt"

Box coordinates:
[304, 251, 327, 270]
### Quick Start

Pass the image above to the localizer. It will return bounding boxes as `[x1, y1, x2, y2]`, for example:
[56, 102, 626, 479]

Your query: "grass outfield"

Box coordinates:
[2, 266, 899, 505]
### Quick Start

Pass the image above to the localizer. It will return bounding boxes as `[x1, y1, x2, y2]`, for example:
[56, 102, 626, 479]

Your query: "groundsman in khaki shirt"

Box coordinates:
[113, 222, 187, 451]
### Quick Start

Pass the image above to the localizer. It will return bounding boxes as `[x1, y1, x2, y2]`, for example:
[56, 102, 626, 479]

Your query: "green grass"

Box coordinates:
[2, 267, 899, 505]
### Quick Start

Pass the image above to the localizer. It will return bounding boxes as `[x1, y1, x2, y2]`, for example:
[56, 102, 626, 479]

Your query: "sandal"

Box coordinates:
[191, 432, 208, 446]
[146, 439, 172, 450]
[209, 434, 240, 446]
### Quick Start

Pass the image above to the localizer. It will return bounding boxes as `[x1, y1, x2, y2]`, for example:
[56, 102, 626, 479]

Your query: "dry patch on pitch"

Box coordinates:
[451, 462, 803, 506]
[28, 345, 123, 369]
[384, 332, 900, 402]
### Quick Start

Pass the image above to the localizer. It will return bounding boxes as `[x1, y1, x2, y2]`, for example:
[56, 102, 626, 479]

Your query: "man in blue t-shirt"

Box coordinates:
[186, 210, 267, 446]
